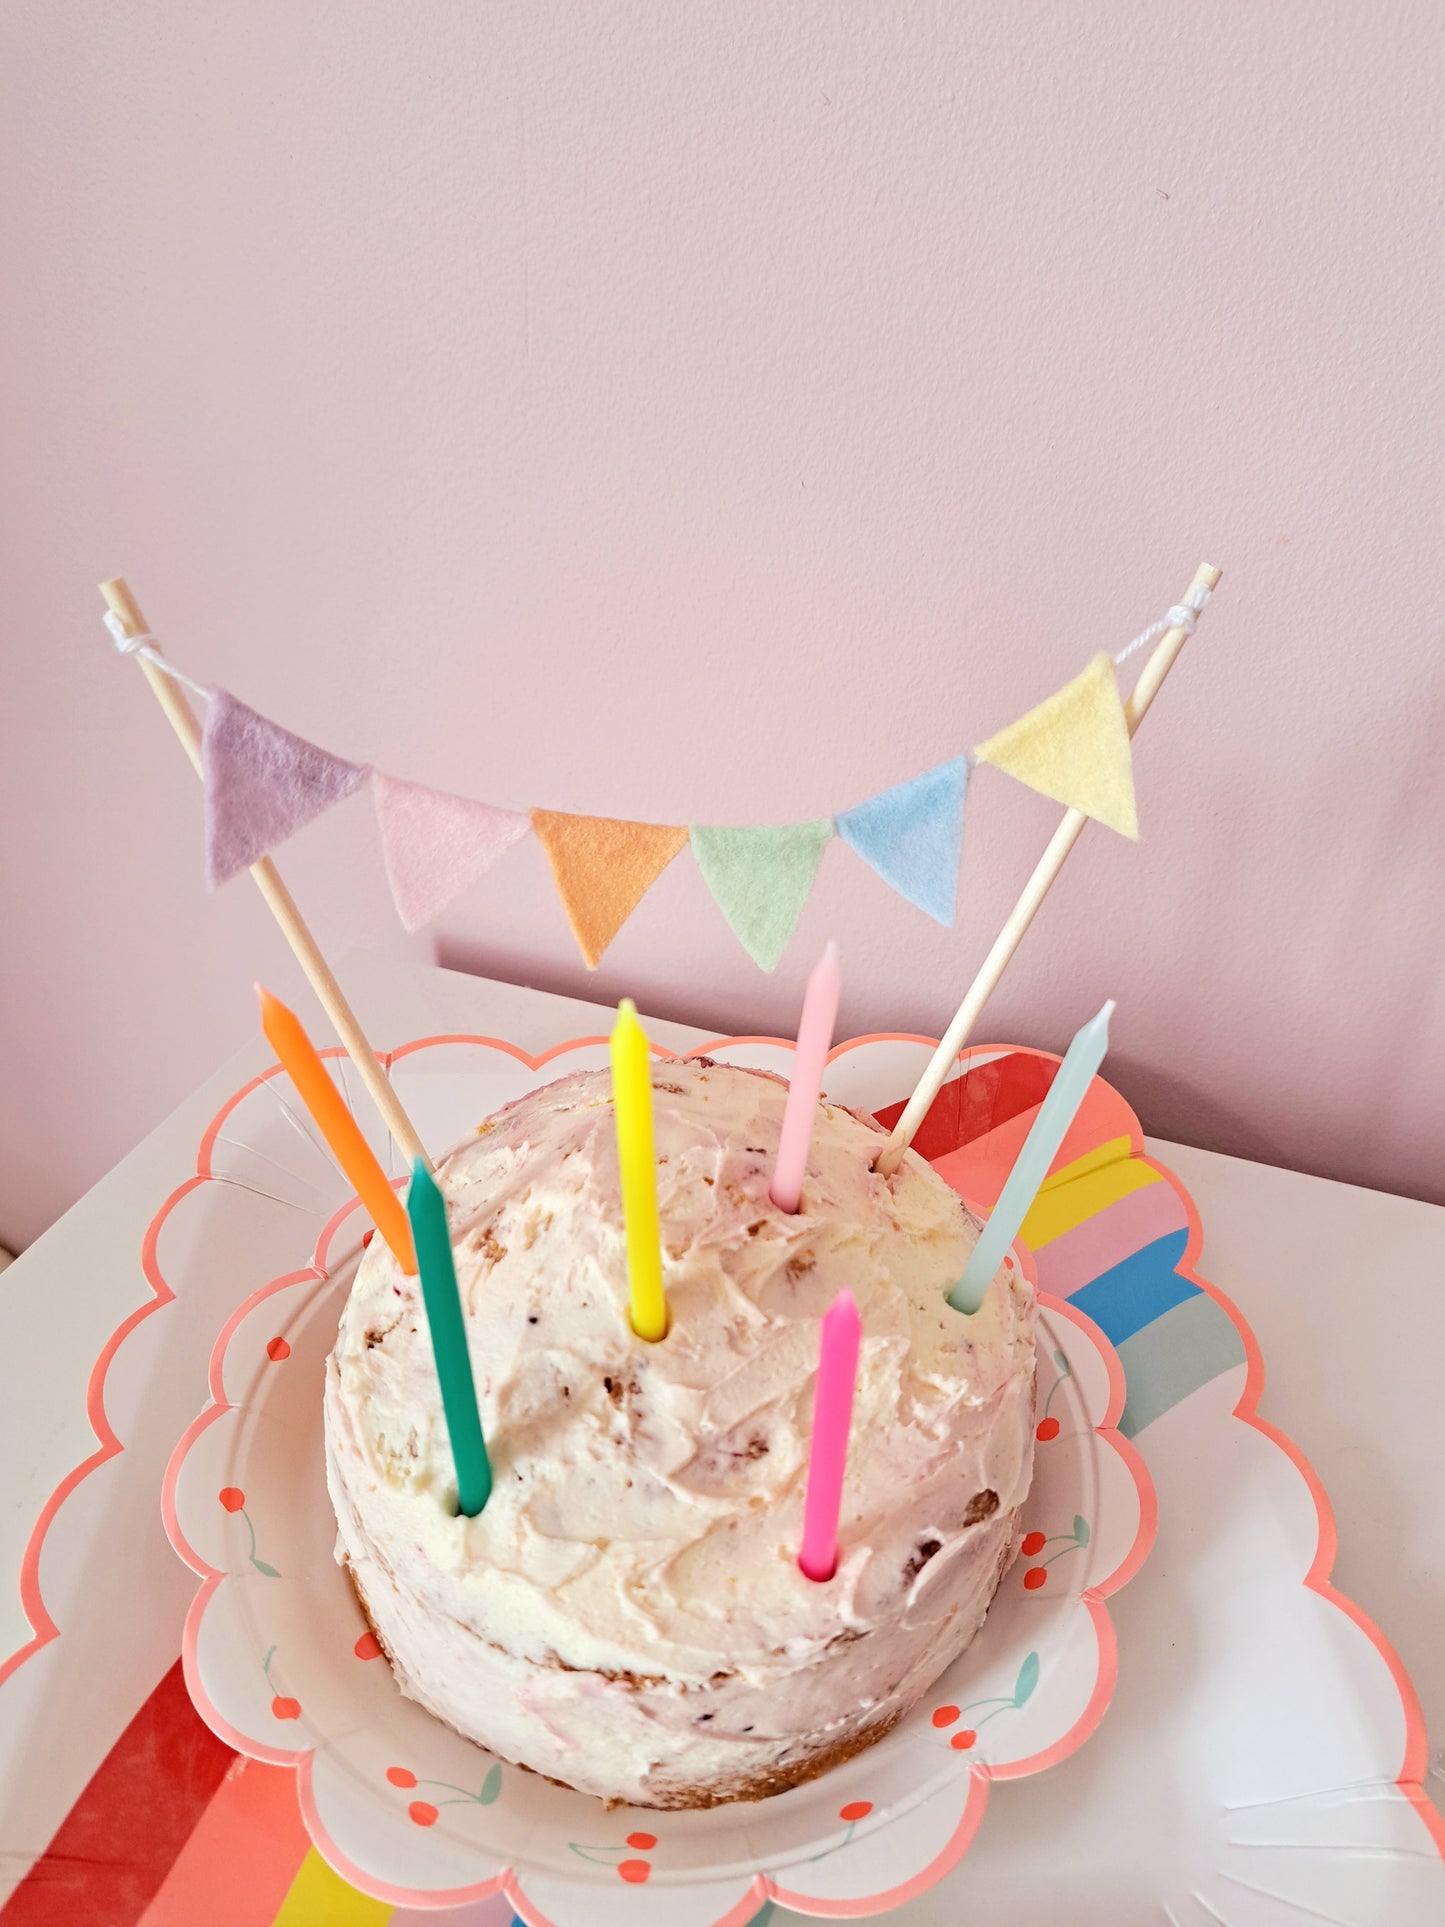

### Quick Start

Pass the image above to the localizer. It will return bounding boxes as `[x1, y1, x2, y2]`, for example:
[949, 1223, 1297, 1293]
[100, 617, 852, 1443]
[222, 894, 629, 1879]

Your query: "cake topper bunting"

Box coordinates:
[105, 567, 1216, 982]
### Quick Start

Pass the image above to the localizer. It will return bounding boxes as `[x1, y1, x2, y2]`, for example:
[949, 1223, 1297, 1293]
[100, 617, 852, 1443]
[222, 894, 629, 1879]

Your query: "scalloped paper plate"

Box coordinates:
[161, 1036, 1154, 1921]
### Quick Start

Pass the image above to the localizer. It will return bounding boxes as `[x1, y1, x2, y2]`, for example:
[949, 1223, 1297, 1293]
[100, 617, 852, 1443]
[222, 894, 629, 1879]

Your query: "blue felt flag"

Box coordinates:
[836, 755, 969, 925]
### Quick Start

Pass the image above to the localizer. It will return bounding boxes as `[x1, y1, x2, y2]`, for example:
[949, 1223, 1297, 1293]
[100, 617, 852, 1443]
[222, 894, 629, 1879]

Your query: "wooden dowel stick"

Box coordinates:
[100, 576, 432, 1171]
[874, 562, 1222, 1177]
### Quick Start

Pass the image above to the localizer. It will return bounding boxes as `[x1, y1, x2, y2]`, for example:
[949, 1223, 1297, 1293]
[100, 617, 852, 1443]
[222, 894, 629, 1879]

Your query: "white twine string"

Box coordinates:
[102, 609, 212, 698]
[104, 586, 1210, 733]
[1113, 583, 1213, 667]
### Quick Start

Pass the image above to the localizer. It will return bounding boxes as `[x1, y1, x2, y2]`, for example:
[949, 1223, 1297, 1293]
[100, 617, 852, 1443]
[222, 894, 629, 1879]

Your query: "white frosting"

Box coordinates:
[325, 1060, 1035, 1807]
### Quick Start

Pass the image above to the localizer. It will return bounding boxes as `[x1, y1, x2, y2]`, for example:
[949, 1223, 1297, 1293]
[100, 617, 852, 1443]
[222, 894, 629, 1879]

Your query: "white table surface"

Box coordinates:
[2, 951, 1441, 1922]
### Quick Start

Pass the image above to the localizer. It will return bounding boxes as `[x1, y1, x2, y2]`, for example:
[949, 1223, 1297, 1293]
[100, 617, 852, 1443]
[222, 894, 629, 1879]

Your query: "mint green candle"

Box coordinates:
[949, 1001, 1115, 1314]
[406, 1158, 492, 1516]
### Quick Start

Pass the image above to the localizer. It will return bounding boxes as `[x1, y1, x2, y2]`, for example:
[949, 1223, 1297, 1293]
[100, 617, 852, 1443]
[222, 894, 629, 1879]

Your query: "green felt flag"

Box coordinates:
[689, 819, 834, 971]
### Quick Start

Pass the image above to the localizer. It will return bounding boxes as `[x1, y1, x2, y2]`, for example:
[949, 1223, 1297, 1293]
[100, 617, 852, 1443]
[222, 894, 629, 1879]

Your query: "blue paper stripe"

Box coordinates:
[1067, 1228, 1196, 1347]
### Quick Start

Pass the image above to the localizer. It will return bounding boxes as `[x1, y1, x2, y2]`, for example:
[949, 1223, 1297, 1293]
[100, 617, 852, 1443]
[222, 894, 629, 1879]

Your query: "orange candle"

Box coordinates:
[257, 985, 417, 1274]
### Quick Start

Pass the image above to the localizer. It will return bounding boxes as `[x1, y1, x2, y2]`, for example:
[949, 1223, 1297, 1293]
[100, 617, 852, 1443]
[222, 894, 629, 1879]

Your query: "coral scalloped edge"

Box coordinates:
[1144, 1139, 1445, 1862]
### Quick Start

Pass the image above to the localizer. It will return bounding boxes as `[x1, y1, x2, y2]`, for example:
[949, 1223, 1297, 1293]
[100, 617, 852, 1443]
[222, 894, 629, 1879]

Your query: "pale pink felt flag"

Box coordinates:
[201, 689, 368, 887]
[372, 772, 531, 931]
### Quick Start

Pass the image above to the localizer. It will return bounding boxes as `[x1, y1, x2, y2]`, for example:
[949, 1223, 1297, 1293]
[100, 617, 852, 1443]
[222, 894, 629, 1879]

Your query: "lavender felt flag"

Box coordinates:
[202, 689, 368, 886]
[836, 755, 969, 925]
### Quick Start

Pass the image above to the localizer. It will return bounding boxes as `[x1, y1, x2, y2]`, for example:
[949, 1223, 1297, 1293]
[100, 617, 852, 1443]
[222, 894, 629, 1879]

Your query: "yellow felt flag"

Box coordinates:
[531, 810, 689, 967]
[974, 652, 1139, 838]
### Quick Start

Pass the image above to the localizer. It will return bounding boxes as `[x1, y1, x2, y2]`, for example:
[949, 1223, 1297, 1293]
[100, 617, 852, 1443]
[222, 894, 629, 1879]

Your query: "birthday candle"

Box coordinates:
[611, 999, 667, 1342]
[799, 1289, 862, 1582]
[949, 1000, 1115, 1313]
[770, 940, 841, 1214]
[257, 985, 416, 1274]
[406, 1160, 492, 1517]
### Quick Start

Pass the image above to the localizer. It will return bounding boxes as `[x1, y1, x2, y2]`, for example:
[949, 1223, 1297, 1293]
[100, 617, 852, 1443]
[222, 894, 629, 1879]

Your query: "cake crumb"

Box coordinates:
[902, 1536, 943, 1584]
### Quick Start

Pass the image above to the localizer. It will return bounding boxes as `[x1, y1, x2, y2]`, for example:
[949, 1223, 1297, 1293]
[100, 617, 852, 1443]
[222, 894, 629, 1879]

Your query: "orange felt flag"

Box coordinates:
[531, 811, 689, 968]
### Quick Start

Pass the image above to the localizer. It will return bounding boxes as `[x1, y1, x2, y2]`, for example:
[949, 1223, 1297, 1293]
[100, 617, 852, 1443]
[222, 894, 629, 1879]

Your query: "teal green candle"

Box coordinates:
[949, 1001, 1115, 1315]
[406, 1158, 492, 1516]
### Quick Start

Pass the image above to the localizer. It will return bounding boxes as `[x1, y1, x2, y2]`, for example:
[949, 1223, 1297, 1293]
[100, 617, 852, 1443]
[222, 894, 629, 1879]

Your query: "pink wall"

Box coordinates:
[3, 3, 1443, 1249]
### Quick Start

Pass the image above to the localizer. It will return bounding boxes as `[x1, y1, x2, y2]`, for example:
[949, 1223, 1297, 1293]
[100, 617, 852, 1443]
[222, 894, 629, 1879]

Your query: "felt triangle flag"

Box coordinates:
[373, 773, 530, 932]
[836, 755, 969, 925]
[973, 652, 1138, 838]
[201, 689, 368, 887]
[689, 819, 834, 971]
[531, 810, 689, 968]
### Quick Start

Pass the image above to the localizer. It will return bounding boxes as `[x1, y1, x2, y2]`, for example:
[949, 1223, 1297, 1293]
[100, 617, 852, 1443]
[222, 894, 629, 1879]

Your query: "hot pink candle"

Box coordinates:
[799, 1288, 862, 1583]
[770, 939, 841, 1214]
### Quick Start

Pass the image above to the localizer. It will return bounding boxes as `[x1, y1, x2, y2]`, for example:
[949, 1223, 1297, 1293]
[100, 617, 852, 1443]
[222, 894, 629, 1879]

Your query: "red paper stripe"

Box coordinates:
[872, 1050, 1056, 1162]
[0, 1660, 236, 1927]
[136, 1756, 311, 1927]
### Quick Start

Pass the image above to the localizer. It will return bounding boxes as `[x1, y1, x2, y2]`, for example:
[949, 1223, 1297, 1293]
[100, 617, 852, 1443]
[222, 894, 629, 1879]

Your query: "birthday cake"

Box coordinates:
[324, 1058, 1037, 1809]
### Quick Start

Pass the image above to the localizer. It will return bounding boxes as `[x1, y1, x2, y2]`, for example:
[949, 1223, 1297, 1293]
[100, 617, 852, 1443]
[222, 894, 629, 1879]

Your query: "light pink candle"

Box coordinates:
[799, 1289, 862, 1583]
[770, 939, 841, 1214]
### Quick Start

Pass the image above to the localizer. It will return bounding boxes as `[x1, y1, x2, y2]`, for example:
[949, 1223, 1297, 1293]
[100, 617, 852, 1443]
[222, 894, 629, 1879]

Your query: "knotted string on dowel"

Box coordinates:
[100, 576, 432, 1171]
[873, 563, 1222, 1178]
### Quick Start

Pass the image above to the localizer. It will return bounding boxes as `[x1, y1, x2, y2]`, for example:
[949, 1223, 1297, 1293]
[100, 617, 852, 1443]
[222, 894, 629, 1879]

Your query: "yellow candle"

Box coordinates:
[610, 999, 667, 1341]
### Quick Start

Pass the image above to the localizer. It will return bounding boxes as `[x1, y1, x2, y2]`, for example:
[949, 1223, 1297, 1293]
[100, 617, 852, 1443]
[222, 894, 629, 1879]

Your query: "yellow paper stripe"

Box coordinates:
[1022, 1154, 1161, 1249]
[272, 1848, 393, 1926]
